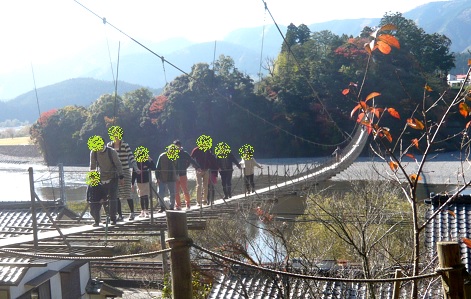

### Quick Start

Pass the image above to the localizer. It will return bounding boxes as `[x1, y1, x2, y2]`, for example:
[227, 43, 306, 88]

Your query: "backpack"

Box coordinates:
[94, 147, 117, 170]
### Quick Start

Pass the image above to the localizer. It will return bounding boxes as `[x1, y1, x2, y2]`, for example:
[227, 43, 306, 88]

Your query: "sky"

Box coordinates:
[0, 0, 443, 75]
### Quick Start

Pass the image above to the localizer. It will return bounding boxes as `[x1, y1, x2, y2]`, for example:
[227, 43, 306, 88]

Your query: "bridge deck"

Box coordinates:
[0, 125, 368, 251]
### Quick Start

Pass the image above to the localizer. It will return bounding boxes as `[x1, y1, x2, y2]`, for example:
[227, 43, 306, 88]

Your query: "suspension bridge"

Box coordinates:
[0, 123, 368, 251]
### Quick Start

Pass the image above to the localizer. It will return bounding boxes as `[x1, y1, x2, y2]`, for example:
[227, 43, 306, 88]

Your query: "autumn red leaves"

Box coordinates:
[342, 24, 430, 181]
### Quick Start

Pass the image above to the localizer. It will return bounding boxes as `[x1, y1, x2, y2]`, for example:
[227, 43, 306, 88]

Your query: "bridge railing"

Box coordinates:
[33, 125, 369, 212]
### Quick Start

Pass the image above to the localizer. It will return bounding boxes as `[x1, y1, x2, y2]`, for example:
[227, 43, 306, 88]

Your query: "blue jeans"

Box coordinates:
[158, 181, 176, 209]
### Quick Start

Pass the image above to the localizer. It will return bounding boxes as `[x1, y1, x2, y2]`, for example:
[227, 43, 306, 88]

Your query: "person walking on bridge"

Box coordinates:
[173, 139, 201, 210]
[191, 135, 217, 206]
[88, 135, 124, 225]
[240, 144, 262, 194]
[215, 142, 241, 199]
[132, 146, 156, 218]
[86, 171, 106, 227]
[107, 126, 140, 221]
[155, 144, 179, 211]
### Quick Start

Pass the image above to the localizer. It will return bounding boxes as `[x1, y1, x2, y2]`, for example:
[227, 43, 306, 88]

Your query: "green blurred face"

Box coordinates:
[108, 125, 123, 141]
[88, 135, 105, 152]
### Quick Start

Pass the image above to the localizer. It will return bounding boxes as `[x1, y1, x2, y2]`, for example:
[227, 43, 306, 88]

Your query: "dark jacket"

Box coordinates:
[217, 152, 241, 172]
[155, 153, 177, 182]
[87, 183, 106, 203]
[132, 159, 156, 184]
[191, 147, 217, 170]
[175, 149, 200, 176]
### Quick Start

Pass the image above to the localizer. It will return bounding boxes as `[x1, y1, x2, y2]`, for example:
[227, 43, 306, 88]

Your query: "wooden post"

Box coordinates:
[268, 166, 270, 191]
[29, 167, 38, 250]
[149, 171, 154, 224]
[167, 211, 192, 299]
[160, 230, 169, 275]
[58, 163, 66, 205]
[437, 242, 466, 299]
[392, 269, 402, 299]
[284, 165, 287, 182]
[276, 165, 278, 185]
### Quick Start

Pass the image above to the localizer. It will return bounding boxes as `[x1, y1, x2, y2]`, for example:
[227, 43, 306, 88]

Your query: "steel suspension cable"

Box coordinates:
[103, 18, 117, 85]
[112, 41, 120, 125]
[259, 0, 352, 142]
[73, 0, 353, 148]
[257, 2, 267, 88]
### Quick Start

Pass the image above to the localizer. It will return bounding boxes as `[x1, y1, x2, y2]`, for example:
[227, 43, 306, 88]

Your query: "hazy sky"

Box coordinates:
[0, 0, 443, 74]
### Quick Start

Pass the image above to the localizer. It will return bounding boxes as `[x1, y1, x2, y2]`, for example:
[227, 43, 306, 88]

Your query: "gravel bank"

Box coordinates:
[332, 153, 471, 186]
[0, 145, 44, 164]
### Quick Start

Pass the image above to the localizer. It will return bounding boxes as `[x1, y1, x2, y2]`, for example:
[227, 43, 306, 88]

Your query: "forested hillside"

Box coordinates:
[30, 14, 462, 165]
[0, 78, 159, 123]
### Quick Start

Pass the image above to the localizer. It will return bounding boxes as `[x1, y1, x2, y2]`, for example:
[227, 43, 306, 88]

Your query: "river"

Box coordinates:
[1, 152, 470, 202]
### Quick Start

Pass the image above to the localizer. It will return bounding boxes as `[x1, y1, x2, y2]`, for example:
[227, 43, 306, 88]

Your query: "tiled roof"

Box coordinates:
[209, 269, 356, 299]
[208, 266, 442, 299]
[425, 193, 471, 272]
[0, 201, 70, 239]
[0, 257, 31, 286]
[0, 201, 75, 286]
[209, 192, 466, 299]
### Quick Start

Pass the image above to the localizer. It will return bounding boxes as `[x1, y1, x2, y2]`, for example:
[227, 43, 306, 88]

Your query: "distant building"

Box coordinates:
[0, 259, 121, 299]
[447, 74, 470, 89]
[0, 202, 122, 299]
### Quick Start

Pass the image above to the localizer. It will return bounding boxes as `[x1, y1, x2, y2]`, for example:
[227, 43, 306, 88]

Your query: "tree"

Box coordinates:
[120, 88, 155, 149]
[261, 28, 353, 156]
[143, 55, 274, 155]
[30, 106, 88, 164]
[296, 24, 311, 45]
[298, 180, 411, 298]
[281, 23, 299, 53]
[346, 19, 471, 298]
[379, 12, 455, 76]
[79, 93, 124, 143]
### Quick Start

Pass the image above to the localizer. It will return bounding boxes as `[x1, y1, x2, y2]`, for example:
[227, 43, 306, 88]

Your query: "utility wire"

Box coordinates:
[73, 0, 352, 148]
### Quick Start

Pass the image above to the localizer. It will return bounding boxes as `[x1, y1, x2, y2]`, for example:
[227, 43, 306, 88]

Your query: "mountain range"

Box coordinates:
[1, 0, 471, 123]
[0, 78, 159, 124]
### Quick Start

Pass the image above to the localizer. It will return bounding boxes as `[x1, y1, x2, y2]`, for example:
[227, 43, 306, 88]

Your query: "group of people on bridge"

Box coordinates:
[86, 127, 262, 227]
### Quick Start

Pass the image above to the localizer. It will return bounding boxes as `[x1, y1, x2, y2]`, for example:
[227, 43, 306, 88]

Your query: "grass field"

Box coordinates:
[0, 136, 31, 145]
